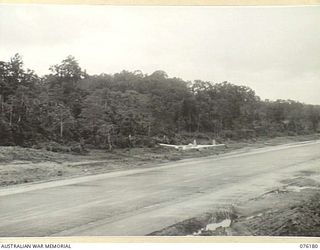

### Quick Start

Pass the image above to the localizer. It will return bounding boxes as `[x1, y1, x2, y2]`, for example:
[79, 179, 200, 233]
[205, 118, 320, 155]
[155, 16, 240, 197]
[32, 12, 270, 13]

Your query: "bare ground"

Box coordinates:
[0, 136, 320, 237]
[149, 171, 320, 236]
[0, 134, 319, 187]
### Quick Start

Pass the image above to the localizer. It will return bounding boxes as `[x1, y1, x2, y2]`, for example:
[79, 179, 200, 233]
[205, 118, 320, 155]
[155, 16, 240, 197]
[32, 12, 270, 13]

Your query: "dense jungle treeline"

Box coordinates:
[0, 54, 319, 151]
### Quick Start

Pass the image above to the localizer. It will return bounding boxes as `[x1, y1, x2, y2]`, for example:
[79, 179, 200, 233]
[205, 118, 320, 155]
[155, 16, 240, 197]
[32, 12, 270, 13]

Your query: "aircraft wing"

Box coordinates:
[159, 143, 225, 150]
[196, 144, 225, 148]
[159, 144, 180, 149]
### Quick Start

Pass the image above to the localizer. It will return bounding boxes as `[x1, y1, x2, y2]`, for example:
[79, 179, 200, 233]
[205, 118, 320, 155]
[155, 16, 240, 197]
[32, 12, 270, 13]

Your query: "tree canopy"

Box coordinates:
[1, 54, 319, 149]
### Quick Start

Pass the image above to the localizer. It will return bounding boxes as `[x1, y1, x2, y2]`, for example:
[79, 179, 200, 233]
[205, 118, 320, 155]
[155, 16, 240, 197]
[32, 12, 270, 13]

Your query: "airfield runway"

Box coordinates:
[0, 141, 319, 236]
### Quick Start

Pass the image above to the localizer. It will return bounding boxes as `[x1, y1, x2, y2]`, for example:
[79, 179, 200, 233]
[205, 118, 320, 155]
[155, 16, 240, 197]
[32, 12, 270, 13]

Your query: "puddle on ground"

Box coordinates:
[261, 183, 320, 197]
[192, 219, 232, 235]
[285, 186, 320, 192]
[246, 213, 263, 220]
[206, 219, 232, 231]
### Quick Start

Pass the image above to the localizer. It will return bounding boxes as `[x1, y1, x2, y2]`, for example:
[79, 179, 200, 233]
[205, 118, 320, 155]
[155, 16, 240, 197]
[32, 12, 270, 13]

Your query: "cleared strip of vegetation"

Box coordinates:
[0, 134, 319, 187]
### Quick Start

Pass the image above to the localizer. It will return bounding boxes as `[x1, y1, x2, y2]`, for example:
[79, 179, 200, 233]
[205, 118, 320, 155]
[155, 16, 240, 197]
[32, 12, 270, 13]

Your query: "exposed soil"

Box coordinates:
[0, 134, 319, 237]
[0, 134, 319, 187]
[150, 171, 320, 237]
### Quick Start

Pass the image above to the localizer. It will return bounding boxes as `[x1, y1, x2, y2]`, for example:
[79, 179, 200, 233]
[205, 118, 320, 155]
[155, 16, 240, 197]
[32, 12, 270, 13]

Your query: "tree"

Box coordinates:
[306, 105, 320, 132]
[49, 56, 86, 84]
[2, 53, 320, 148]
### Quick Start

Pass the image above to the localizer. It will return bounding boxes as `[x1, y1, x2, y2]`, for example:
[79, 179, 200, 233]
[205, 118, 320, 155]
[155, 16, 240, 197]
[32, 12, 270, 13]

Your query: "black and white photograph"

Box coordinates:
[0, 3, 320, 238]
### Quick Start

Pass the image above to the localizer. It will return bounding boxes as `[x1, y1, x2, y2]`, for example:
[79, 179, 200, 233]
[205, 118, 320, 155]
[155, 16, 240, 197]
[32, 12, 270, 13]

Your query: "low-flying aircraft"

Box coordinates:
[159, 139, 225, 151]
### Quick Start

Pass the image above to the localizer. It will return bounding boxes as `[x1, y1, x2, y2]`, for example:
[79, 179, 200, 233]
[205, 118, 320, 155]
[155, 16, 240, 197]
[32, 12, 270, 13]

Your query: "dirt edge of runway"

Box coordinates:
[149, 173, 320, 237]
[1, 134, 320, 187]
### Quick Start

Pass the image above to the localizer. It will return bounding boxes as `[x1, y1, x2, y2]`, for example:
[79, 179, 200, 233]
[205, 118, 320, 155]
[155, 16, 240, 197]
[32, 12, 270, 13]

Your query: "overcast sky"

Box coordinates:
[0, 4, 319, 104]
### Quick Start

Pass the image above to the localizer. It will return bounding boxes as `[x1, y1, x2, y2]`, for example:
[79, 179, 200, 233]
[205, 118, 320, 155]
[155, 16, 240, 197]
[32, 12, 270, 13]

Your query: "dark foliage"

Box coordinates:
[1, 54, 319, 149]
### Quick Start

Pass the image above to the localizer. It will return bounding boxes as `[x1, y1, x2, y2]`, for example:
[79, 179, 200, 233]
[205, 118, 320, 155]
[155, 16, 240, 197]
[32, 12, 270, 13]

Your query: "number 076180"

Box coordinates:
[300, 244, 319, 248]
